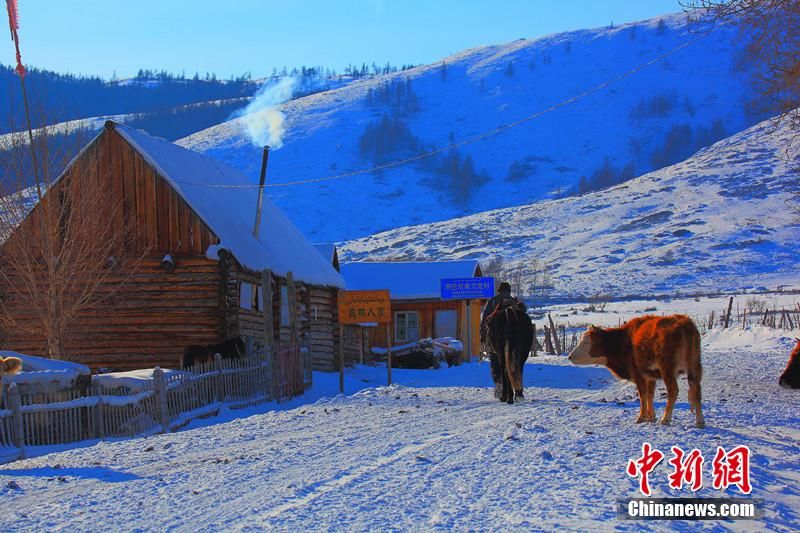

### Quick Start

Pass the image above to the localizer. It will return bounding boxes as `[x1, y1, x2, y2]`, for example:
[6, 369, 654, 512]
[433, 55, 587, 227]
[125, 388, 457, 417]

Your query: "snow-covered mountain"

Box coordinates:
[340, 116, 800, 297]
[179, 13, 763, 243]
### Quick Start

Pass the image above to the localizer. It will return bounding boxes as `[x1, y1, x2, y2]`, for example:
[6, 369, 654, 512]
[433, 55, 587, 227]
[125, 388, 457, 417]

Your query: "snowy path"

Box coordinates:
[1, 328, 798, 531]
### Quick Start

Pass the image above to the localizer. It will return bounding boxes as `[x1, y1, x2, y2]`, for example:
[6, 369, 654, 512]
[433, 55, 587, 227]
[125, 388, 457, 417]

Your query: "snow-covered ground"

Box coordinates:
[342, 116, 800, 297]
[1, 319, 797, 531]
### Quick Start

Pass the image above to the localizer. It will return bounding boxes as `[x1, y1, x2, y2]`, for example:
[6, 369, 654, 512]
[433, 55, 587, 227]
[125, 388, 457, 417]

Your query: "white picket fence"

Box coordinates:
[0, 339, 313, 464]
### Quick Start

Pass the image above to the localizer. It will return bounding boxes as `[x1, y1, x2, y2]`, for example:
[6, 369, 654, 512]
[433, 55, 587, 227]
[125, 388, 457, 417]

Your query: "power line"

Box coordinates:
[174, 23, 724, 190]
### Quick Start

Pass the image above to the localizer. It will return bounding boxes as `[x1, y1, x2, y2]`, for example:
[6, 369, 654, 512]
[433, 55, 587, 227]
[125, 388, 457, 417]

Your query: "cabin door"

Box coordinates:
[434, 310, 457, 339]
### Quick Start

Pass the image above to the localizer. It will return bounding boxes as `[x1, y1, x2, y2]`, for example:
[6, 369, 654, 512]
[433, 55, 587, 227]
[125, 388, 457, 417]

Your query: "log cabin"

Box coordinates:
[0, 121, 344, 372]
[339, 260, 486, 361]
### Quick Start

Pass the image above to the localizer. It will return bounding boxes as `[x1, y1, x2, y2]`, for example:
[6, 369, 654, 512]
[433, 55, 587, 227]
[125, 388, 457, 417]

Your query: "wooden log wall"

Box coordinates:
[0, 256, 223, 371]
[226, 266, 339, 371]
[105, 127, 218, 255]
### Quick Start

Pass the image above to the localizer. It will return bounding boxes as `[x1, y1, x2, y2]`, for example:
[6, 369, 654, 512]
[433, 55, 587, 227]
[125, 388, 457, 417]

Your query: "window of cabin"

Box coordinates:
[280, 284, 290, 327]
[394, 311, 419, 343]
[239, 281, 259, 311]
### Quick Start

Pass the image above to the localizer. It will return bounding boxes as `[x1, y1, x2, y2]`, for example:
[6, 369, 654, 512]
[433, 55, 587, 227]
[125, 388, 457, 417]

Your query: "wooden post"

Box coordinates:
[261, 269, 274, 344]
[152, 367, 170, 433]
[465, 300, 472, 362]
[261, 343, 272, 401]
[303, 333, 313, 389]
[299, 333, 306, 390]
[359, 328, 365, 365]
[94, 398, 106, 441]
[724, 296, 734, 329]
[214, 353, 224, 403]
[544, 326, 554, 354]
[8, 383, 24, 458]
[287, 271, 298, 345]
[339, 323, 345, 394]
[287, 272, 299, 395]
[548, 314, 561, 354]
[262, 269, 279, 401]
[245, 335, 255, 359]
[386, 322, 392, 386]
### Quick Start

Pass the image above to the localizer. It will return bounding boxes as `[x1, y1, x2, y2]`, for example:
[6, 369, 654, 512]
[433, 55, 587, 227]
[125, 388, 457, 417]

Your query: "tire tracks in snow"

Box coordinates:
[275, 397, 567, 516]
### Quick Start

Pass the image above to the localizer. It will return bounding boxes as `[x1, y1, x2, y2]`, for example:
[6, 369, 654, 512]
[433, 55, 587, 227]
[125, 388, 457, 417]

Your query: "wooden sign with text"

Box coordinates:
[338, 290, 391, 325]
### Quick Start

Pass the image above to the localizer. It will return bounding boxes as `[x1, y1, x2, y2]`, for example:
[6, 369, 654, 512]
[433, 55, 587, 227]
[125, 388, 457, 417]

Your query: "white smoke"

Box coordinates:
[239, 77, 298, 149]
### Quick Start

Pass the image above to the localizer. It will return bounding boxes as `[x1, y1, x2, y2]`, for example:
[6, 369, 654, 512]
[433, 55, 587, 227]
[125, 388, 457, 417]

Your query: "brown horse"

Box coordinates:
[485, 304, 533, 404]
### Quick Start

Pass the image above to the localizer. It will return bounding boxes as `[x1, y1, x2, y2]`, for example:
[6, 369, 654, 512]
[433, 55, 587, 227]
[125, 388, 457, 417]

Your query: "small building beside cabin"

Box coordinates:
[0, 122, 344, 375]
[339, 260, 486, 360]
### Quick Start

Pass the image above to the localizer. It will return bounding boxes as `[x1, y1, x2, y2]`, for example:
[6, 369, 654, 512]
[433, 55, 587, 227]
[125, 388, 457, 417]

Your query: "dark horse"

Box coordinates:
[182, 337, 245, 370]
[485, 304, 533, 404]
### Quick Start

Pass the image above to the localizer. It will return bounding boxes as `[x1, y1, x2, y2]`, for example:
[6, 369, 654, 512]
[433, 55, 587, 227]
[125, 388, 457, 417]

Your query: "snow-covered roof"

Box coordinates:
[111, 123, 344, 288]
[313, 243, 337, 263]
[340, 260, 481, 300]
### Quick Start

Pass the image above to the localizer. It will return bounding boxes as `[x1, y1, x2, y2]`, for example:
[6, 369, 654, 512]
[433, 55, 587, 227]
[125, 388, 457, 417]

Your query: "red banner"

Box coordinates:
[6, 0, 26, 77]
[6, 0, 18, 33]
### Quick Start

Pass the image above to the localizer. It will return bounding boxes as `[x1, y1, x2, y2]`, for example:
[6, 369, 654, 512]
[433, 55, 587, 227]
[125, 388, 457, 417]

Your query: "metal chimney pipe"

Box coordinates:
[253, 146, 270, 239]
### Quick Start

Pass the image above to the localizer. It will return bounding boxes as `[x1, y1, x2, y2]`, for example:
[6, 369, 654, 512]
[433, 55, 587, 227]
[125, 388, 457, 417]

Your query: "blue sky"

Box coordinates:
[9, 0, 682, 79]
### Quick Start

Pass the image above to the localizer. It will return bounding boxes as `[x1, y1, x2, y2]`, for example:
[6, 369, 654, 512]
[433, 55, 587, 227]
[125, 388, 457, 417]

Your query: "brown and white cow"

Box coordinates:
[568, 315, 705, 428]
[779, 339, 800, 389]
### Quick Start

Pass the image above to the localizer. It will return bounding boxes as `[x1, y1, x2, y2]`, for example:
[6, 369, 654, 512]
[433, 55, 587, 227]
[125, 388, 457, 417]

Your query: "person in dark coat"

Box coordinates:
[480, 282, 527, 397]
[481, 282, 526, 322]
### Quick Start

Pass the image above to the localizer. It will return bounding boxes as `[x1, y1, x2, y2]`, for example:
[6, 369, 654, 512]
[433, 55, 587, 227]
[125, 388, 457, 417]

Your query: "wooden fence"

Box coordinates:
[0, 339, 312, 464]
[530, 315, 579, 356]
[696, 299, 800, 335]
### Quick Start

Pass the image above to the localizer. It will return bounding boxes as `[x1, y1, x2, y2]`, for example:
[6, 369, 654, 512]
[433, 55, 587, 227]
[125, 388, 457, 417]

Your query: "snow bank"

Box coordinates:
[703, 325, 797, 353]
[93, 368, 181, 393]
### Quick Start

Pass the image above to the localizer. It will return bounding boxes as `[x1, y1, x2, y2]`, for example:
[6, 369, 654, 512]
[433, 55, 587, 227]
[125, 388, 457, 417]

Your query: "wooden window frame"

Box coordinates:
[239, 281, 260, 311]
[394, 311, 420, 343]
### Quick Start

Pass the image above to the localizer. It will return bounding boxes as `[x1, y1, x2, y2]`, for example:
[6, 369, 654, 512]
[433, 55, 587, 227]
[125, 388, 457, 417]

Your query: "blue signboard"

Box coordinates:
[440, 277, 495, 300]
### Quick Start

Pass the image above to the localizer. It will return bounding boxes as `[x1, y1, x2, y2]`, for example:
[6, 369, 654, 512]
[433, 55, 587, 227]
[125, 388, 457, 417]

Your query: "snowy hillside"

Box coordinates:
[179, 13, 762, 242]
[341, 116, 800, 297]
[1, 323, 797, 530]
